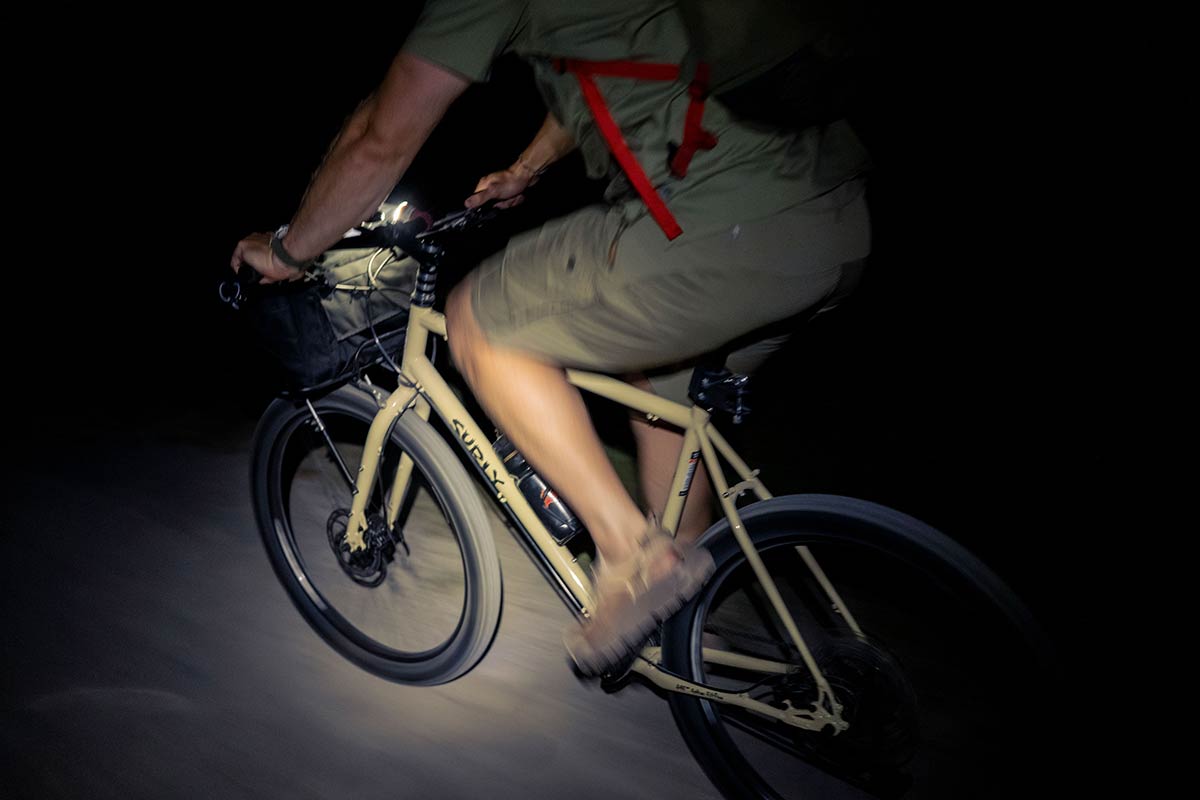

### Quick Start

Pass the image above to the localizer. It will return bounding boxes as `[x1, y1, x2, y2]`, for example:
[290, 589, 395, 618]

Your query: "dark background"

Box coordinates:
[12, 0, 1075, 699]
[20, 6, 1074, 617]
[1, 5, 1090, 797]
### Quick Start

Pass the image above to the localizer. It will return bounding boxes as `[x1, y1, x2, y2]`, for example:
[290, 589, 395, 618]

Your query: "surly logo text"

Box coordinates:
[453, 419, 507, 503]
[675, 682, 722, 700]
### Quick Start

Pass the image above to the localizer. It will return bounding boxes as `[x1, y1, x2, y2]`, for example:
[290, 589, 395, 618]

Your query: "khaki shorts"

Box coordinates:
[470, 181, 870, 403]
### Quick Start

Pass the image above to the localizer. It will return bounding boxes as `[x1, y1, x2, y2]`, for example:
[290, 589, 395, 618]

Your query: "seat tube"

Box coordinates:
[661, 424, 702, 535]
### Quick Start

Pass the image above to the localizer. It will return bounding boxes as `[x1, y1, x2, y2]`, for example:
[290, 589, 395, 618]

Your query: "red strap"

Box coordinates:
[572, 70, 683, 240]
[553, 57, 680, 82]
[556, 57, 718, 241]
[668, 61, 718, 178]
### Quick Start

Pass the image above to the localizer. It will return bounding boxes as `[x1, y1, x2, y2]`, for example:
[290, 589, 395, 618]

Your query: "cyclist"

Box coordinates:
[231, 0, 871, 676]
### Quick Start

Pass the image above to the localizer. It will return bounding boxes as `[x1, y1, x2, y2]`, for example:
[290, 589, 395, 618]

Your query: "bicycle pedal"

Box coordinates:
[565, 653, 594, 683]
[563, 647, 637, 688]
[598, 655, 639, 692]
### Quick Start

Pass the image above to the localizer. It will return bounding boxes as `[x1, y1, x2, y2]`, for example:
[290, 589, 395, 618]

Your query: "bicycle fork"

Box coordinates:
[333, 382, 425, 553]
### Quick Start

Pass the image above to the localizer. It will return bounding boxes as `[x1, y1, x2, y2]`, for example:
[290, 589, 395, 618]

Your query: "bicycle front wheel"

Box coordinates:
[251, 383, 503, 685]
[662, 495, 1055, 800]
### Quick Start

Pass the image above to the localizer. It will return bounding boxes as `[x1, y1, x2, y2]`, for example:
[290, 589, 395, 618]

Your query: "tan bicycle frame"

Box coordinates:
[338, 302, 858, 732]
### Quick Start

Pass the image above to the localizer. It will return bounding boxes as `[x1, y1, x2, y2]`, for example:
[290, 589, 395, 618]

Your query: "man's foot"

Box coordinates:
[564, 522, 715, 677]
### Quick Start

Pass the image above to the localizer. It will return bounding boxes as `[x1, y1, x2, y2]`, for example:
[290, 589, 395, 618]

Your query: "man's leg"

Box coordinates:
[627, 375, 715, 545]
[447, 278, 716, 674]
[443, 193, 866, 673]
[445, 278, 647, 566]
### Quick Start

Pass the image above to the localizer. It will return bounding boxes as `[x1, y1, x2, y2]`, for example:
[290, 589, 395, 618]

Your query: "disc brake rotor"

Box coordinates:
[765, 635, 919, 794]
[327, 509, 387, 587]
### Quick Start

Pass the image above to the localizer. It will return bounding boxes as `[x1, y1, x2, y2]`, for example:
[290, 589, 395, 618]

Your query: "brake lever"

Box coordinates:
[417, 202, 499, 240]
[219, 266, 262, 310]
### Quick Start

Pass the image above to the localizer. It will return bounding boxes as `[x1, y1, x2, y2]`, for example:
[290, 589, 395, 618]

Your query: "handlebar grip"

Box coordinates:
[218, 264, 264, 310]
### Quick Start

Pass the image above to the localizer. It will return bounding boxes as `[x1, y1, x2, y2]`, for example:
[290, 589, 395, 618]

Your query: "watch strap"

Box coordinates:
[270, 225, 314, 270]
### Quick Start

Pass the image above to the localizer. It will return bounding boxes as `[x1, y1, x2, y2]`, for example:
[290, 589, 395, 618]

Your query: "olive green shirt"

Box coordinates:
[403, 0, 869, 241]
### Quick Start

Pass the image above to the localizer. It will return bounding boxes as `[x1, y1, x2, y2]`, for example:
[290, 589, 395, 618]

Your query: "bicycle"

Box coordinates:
[240, 203, 1055, 799]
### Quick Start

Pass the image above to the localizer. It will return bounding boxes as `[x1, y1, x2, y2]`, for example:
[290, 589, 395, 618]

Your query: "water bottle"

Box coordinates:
[492, 434, 585, 545]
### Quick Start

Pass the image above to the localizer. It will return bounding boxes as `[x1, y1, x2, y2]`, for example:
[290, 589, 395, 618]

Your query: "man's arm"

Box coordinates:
[465, 112, 576, 209]
[232, 52, 469, 282]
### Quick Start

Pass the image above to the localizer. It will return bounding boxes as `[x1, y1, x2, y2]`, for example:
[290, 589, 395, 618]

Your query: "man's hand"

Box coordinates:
[465, 113, 575, 211]
[230, 232, 305, 285]
[466, 162, 541, 210]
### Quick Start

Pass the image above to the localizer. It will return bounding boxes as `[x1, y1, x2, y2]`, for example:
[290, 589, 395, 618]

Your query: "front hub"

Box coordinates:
[327, 509, 393, 587]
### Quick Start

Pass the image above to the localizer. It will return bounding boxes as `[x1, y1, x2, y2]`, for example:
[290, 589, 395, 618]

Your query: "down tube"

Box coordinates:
[407, 356, 596, 614]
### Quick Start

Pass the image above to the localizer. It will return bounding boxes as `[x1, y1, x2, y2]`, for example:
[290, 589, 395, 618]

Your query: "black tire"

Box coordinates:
[662, 495, 1056, 800]
[251, 383, 503, 685]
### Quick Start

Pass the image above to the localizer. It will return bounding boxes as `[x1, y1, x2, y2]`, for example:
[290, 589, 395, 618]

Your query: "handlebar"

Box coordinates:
[220, 260, 262, 309]
[221, 200, 499, 309]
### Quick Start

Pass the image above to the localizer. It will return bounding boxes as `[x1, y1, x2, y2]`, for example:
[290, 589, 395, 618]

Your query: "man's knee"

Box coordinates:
[445, 277, 482, 377]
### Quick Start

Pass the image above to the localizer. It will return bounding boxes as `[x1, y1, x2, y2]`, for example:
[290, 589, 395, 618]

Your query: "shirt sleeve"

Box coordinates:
[402, 0, 527, 83]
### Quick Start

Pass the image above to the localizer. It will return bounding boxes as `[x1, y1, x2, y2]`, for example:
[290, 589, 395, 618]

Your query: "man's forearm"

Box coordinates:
[278, 53, 469, 263]
[280, 98, 412, 262]
[512, 113, 576, 176]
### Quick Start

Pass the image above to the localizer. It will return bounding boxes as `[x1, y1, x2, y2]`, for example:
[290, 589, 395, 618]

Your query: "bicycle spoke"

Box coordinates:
[662, 497, 1051, 800]
[254, 390, 502, 683]
[744, 578, 796, 663]
[307, 399, 358, 493]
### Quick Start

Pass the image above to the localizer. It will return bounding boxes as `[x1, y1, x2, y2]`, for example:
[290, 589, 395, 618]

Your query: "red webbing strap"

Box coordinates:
[553, 57, 718, 240]
[668, 61, 717, 178]
[569, 67, 684, 240]
[554, 57, 681, 82]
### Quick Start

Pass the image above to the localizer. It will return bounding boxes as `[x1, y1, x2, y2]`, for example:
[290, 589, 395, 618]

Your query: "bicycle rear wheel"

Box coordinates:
[251, 383, 502, 685]
[662, 495, 1055, 800]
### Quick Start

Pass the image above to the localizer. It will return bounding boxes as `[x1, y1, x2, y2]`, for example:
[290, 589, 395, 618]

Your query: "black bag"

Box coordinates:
[248, 245, 416, 390]
[680, 0, 881, 132]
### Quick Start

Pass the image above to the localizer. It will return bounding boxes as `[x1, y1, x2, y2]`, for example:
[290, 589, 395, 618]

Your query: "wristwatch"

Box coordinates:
[270, 224, 315, 271]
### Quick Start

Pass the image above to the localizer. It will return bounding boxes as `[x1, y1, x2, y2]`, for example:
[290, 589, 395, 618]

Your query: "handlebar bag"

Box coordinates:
[249, 245, 415, 389]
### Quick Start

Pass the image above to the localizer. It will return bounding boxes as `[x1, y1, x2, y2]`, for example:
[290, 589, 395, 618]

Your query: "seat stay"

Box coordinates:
[691, 412, 843, 718]
[705, 422, 863, 637]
